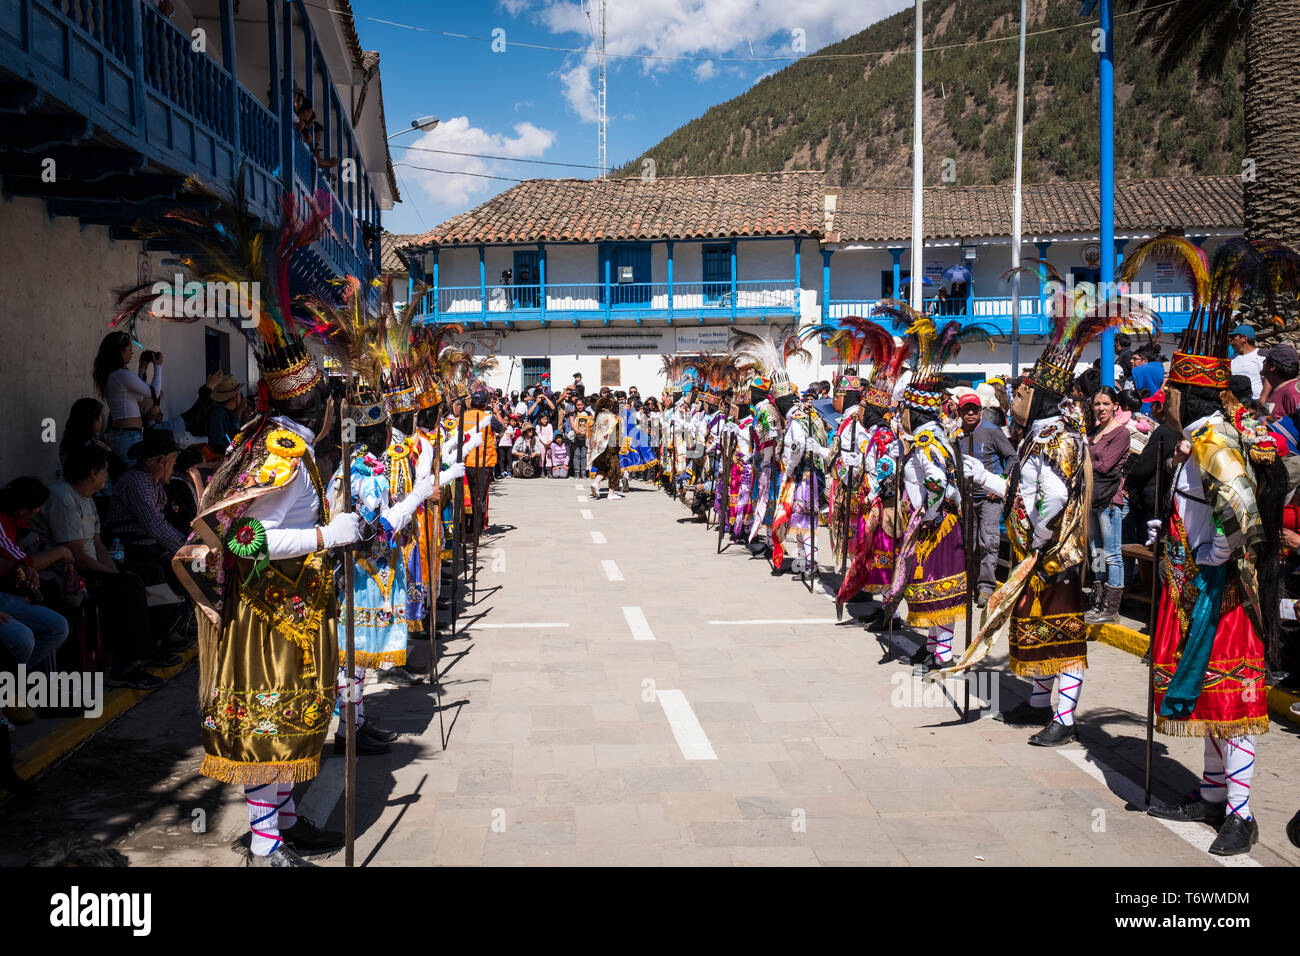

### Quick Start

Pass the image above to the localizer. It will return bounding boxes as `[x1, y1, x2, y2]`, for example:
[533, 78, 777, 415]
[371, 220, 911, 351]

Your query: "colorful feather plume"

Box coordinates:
[1118, 233, 1211, 313]
[872, 299, 993, 385]
[729, 323, 808, 381]
[299, 275, 386, 393]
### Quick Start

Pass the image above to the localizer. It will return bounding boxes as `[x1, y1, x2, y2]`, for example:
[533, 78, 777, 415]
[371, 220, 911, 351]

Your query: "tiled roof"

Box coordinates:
[834, 175, 1242, 242]
[405, 171, 828, 249]
[381, 231, 415, 273]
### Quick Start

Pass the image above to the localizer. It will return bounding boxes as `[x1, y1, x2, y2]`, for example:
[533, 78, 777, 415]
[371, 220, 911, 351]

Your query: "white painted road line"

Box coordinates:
[708, 618, 840, 625]
[580, 509, 593, 520]
[574, 482, 584, 489]
[577, 495, 589, 502]
[590, 531, 606, 544]
[467, 622, 571, 630]
[657, 690, 717, 760]
[1056, 748, 1261, 868]
[622, 606, 655, 641]
[601, 559, 623, 582]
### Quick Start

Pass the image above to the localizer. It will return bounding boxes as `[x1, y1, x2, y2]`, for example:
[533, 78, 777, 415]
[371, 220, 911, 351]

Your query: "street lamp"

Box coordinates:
[389, 116, 439, 140]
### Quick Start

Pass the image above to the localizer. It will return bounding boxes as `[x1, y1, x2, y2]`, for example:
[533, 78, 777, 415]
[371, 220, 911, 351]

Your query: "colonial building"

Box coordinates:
[402, 171, 1243, 395]
[0, 0, 397, 480]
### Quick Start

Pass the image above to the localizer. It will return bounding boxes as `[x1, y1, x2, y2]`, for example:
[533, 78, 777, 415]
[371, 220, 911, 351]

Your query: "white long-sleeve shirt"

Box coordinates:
[1017, 416, 1072, 549]
[1174, 413, 1235, 564]
[781, 414, 830, 479]
[902, 421, 957, 522]
[106, 365, 163, 422]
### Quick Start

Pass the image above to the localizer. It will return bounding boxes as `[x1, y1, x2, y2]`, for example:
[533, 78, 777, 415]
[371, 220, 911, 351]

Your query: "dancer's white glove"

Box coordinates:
[441, 462, 466, 484]
[962, 455, 986, 483]
[320, 512, 363, 549]
[1144, 519, 1162, 548]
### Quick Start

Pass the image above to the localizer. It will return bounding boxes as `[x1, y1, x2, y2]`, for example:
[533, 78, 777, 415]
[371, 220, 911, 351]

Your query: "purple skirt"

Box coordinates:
[904, 515, 966, 628]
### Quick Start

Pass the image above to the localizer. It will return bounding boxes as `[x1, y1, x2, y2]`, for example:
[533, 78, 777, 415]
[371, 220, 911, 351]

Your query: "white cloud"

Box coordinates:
[520, 0, 913, 122]
[397, 116, 557, 214]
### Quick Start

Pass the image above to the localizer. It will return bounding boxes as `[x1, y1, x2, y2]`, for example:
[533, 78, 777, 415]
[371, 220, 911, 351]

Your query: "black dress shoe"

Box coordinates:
[1209, 814, 1259, 856]
[334, 733, 391, 755]
[401, 658, 429, 675]
[378, 665, 419, 686]
[1027, 720, 1078, 747]
[994, 700, 1054, 726]
[1147, 796, 1227, 827]
[857, 606, 884, 628]
[1287, 809, 1300, 849]
[281, 817, 344, 853]
[865, 614, 903, 634]
[908, 644, 930, 665]
[912, 653, 953, 675]
[359, 720, 399, 743]
[246, 844, 316, 867]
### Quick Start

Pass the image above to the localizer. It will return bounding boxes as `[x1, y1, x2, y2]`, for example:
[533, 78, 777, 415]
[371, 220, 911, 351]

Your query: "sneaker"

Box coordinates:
[608, 492, 624, 500]
[108, 666, 164, 690]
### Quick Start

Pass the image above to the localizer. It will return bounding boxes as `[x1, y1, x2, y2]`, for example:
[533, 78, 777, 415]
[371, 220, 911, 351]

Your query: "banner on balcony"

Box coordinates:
[675, 328, 730, 352]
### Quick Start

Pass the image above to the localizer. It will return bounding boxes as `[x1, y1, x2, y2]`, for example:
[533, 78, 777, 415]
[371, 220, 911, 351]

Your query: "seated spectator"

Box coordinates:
[59, 398, 114, 478]
[511, 425, 542, 478]
[205, 374, 244, 452]
[0, 479, 72, 713]
[546, 436, 571, 478]
[165, 446, 203, 538]
[1264, 344, 1300, 419]
[106, 430, 185, 580]
[29, 445, 176, 690]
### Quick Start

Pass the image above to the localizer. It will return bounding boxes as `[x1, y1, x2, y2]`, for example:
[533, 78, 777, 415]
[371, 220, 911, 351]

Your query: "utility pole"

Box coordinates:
[598, 0, 607, 178]
[909, 0, 924, 313]
[1010, 0, 1027, 377]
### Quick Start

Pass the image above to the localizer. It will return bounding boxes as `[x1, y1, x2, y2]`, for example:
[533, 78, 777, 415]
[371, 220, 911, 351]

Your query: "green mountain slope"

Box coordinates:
[615, 0, 1244, 186]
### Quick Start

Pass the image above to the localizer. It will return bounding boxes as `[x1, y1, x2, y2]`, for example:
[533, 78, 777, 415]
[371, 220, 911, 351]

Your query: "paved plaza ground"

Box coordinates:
[3, 474, 1298, 867]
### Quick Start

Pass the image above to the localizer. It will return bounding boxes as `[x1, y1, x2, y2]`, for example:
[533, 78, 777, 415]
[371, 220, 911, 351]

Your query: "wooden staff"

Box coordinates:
[837, 430, 856, 621]
[340, 397, 357, 868]
[717, 419, 733, 554]
[422, 481, 446, 750]
[805, 440, 817, 594]
[961, 431, 976, 722]
[451, 408, 465, 636]
[1144, 459, 1164, 805]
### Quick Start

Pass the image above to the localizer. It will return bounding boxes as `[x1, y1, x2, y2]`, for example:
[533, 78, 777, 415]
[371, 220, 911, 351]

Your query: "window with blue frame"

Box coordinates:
[703, 245, 731, 304]
[600, 243, 651, 306]
[522, 358, 551, 390]
[514, 251, 541, 308]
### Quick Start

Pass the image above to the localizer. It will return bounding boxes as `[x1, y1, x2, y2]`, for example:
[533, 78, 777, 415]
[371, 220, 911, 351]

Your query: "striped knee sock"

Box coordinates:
[246, 784, 282, 856]
[1201, 736, 1228, 806]
[1052, 666, 1083, 726]
[335, 666, 368, 736]
[932, 625, 953, 663]
[277, 784, 296, 832]
[1028, 677, 1053, 709]
[1223, 734, 1256, 820]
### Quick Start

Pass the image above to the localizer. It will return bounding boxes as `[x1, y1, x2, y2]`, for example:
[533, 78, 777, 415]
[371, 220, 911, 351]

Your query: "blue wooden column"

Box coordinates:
[279, 0, 294, 191]
[478, 245, 486, 320]
[821, 249, 833, 321]
[1097, 0, 1116, 386]
[666, 240, 674, 324]
[538, 242, 547, 319]
[604, 249, 612, 324]
[1035, 241, 1053, 320]
[793, 238, 802, 317]
[432, 249, 439, 320]
[729, 239, 738, 323]
[220, 0, 239, 159]
[889, 248, 904, 299]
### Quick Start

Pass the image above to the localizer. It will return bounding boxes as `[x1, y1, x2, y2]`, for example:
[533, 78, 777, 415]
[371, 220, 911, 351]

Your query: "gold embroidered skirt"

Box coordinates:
[198, 584, 339, 785]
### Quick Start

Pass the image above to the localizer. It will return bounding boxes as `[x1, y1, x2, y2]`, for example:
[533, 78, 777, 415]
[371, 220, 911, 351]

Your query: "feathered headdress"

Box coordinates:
[1005, 261, 1160, 395]
[660, 354, 689, 397]
[300, 275, 389, 425]
[375, 274, 427, 416]
[809, 316, 905, 407]
[408, 321, 461, 411]
[685, 353, 741, 408]
[112, 179, 330, 408]
[729, 323, 809, 404]
[872, 300, 994, 412]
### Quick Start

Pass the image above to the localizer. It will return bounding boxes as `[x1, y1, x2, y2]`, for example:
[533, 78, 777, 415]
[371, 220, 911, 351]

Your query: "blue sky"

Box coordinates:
[353, 0, 913, 236]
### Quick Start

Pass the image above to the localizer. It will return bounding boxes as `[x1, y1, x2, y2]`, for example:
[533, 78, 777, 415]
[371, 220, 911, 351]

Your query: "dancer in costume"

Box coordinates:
[588, 394, 625, 500]
[135, 191, 360, 866]
[725, 382, 756, 541]
[875, 302, 991, 672]
[772, 394, 831, 578]
[1126, 236, 1287, 856]
[954, 264, 1154, 744]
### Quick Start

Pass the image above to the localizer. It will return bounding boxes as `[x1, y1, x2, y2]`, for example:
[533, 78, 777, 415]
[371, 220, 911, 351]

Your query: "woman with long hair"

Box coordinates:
[1087, 386, 1130, 623]
[60, 398, 109, 469]
[92, 332, 163, 466]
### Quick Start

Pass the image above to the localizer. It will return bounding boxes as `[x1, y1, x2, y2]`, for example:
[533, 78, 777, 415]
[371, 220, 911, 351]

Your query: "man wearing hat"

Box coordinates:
[1229, 324, 1264, 400]
[205, 374, 244, 451]
[955, 392, 1015, 607]
[107, 428, 185, 573]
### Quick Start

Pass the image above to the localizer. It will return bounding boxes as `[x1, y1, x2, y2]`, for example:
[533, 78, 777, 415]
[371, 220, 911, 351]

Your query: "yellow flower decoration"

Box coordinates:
[257, 456, 295, 487]
[265, 429, 307, 459]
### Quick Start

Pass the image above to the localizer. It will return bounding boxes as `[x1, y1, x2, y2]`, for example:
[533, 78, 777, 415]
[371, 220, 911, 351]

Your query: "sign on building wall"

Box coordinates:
[600, 358, 620, 386]
[675, 328, 730, 352]
[1154, 259, 1177, 286]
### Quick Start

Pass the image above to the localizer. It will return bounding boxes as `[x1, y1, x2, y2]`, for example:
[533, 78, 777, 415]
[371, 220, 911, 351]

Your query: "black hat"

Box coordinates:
[128, 429, 179, 461]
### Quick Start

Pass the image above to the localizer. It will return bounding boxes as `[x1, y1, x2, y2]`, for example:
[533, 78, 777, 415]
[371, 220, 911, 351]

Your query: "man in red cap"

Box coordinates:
[955, 393, 1015, 607]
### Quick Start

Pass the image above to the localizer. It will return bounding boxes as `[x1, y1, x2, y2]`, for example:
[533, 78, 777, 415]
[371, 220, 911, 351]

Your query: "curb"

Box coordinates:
[1089, 620, 1300, 731]
[9, 647, 198, 784]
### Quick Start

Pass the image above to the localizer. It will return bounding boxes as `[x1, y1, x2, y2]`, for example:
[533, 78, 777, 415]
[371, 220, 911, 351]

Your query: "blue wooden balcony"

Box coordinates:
[0, 0, 380, 285]
[412, 278, 801, 327]
[828, 293, 1195, 336]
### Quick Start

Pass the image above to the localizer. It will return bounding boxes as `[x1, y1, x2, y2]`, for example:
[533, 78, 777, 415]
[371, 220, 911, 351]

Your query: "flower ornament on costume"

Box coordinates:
[227, 516, 269, 585]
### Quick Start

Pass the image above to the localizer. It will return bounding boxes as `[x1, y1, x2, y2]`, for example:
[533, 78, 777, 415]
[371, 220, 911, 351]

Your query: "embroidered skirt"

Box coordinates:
[1008, 567, 1087, 678]
[904, 514, 966, 628]
[200, 580, 338, 785]
[339, 551, 408, 668]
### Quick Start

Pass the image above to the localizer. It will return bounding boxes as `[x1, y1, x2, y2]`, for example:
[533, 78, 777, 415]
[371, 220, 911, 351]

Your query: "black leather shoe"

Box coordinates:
[994, 701, 1053, 726]
[1287, 809, 1300, 849]
[246, 844, 316, 867]
[378, 666, 419, 686]
[908, 644, 930, 665]
[281, 817, 344, 853]
[401, 658, 429, 675]
[1147, 796, 1227, 826]
[1209, 814, 1259, 856]
[912, 654, 953, 675]
[359, 720, 399, 743]
[1027, 720, 1078, 747]
[334, 733, 391, 756]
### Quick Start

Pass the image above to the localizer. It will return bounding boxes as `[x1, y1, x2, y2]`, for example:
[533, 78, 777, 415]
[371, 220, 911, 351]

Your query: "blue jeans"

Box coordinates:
[106, 427, 142, 467]
[0, 591, 70, 666]
[1094, 501, 1129, 588]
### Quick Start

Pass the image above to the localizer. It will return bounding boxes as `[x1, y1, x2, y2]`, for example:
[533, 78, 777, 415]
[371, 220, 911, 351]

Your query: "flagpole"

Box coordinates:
[1010, 0, 1027, 378]
[340, 397, 356, 869]
[910, 0, 924, 314]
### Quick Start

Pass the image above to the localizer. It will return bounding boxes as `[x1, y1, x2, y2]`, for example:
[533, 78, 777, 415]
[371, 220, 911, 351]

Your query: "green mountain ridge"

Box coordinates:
[614, 0, 1244, 187]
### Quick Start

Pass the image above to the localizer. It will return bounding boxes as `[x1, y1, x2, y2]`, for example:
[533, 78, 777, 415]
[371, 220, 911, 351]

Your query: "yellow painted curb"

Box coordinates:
[9, 648, 197, 783]
[1089, 620, 1300, 731]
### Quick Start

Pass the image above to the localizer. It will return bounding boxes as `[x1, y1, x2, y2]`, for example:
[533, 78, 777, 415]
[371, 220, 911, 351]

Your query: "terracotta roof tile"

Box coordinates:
[380, 231, 415, 273]
[405, 171, 827, 249]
